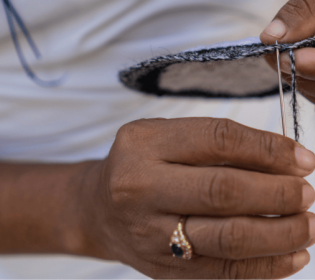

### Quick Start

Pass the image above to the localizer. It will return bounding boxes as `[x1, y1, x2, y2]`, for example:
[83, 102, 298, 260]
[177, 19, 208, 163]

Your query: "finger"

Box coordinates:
[260, 0, 315, 44]
[148, 250, 310, 279]
[119, 118, 315, 176]
[265, 48, 315, 81]
[161, 213, 315, 260]
[186, 213, 314, 260]
[147, 164, 315, 216]
[264, 55, 315, 103]
[282, 71, 315, 104]
[282, 72, 315, 104]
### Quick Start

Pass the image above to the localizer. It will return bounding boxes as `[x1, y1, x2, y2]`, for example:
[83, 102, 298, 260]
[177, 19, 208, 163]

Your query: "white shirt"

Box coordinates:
[2, 0, 315, 279]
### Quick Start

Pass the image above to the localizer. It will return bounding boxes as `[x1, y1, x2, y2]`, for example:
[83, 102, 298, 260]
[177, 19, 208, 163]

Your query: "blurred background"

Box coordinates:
[1, 0, 314, 278]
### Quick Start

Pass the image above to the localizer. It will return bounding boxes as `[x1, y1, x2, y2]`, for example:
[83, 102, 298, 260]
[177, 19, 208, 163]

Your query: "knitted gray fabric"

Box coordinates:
[119, 37, 315, 142]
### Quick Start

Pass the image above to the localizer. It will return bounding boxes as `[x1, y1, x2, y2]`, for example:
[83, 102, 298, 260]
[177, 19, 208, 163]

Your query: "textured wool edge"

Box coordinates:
[185, 36, 262, 52]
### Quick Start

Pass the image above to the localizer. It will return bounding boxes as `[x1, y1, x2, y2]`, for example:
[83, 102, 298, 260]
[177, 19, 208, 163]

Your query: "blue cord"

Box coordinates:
[2, 0, 62, 87]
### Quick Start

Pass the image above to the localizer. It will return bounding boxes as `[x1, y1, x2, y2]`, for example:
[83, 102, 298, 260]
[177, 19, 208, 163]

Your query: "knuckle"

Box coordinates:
[206, 118, 240, 156]
[114, 118, 162, 152]
[212, 119, 230, 152]
[219, 219, 250, 260]
[115, 120, 147, 148]
[109, 120, 161, 208]
[204, 170, 242, 213]
[116, 121, 134, 141]
[258, 132, 279, 168]
[223, 259, 249, 279]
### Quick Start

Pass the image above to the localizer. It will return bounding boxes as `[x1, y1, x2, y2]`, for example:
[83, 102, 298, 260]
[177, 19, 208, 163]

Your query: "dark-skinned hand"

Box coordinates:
[81, 118, 315, 279]
[261, 0, 315, 104]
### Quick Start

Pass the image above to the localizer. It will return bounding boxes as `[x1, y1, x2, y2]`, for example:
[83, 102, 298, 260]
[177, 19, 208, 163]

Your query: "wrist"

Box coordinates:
[68, 159, 114, 261]
[0, 160, 108, 257]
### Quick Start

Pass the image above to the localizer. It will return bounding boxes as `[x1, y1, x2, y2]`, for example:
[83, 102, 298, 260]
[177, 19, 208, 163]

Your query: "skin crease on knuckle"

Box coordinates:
[219, 219, 251, 260]
[205, 170, 242, 215]
[257, 132, 279, 170]
[205, 118, 241, 162]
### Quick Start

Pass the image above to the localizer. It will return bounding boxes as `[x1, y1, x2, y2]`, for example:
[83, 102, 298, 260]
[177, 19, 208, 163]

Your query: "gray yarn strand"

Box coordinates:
[289, 50, 300, 142]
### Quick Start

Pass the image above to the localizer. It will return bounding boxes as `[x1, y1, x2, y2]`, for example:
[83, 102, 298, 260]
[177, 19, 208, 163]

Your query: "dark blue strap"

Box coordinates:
[3, 0, 41, 59]
[2, 0, 62, 87]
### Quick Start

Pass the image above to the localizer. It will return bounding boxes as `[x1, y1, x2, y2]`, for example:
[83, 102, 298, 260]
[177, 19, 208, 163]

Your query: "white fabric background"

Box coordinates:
[1, 0, 314, 278]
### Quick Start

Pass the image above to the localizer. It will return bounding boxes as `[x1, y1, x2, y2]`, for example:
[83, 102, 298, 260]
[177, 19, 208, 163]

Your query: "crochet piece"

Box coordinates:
[120, 37, 315, 98]
[120, 37, 315, 142]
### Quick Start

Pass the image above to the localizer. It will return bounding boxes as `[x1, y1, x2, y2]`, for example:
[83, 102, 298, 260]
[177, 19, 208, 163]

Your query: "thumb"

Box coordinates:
[260, 0, 315, 44]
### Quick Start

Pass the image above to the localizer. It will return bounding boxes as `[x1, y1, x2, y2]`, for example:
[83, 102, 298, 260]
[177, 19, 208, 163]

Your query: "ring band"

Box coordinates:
[169, 216, 193, 260]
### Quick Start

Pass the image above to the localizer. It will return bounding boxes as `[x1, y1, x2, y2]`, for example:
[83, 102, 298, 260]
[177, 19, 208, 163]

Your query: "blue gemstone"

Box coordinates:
[171, 244, 184, 258]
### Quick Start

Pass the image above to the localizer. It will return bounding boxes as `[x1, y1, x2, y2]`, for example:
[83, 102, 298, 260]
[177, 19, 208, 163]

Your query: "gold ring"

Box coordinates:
[169, 216, 193, 260]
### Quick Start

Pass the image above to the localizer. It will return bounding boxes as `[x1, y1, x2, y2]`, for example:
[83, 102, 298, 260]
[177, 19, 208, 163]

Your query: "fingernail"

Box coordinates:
[295, 147, 315, 172]
[293, 250, 310, 269]
[263, 20, 287, 39]
[302, 185, 315, 211]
